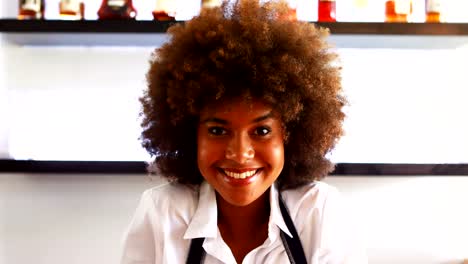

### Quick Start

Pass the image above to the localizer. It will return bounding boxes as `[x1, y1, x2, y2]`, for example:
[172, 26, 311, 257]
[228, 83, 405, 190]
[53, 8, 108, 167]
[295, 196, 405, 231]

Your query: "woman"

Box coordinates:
[121, 0, 367, 263]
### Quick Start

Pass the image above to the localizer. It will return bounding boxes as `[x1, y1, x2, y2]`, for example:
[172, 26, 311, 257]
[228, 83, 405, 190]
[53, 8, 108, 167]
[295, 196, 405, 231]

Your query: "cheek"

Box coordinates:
[197, 133, 222, 170]
[196, 134, 208, 170]
[272, 143, 285, 169]
[197, 145, 213, 166]
[259, 139, 284, 170]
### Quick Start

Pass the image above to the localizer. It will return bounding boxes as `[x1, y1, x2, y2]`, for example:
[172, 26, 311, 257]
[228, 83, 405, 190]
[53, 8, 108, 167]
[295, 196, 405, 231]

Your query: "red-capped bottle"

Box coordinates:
[97, 0, 137, 20]
[18, 0, 45, 20]
[318, 0, 336, 22]
[152, 0, 176, 21]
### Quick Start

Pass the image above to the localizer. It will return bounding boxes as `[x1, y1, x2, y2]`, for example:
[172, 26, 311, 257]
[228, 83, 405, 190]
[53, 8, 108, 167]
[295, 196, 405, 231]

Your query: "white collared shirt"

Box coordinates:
[120, 181, 367, 264]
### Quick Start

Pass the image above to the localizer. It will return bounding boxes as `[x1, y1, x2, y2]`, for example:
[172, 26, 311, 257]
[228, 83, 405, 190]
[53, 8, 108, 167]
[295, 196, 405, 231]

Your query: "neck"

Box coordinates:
[216, 190, 270, 235]
[216, 189, 271, 263]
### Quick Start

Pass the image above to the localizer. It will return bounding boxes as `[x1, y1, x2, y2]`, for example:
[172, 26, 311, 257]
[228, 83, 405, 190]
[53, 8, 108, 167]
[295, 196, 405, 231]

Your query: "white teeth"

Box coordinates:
[223, 170, 257, 179]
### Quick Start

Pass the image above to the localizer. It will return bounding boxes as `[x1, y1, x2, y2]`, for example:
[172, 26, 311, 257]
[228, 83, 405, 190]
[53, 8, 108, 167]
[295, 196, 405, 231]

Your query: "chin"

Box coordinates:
[222, 191, 264, 207]
[225, 198, 256, 207]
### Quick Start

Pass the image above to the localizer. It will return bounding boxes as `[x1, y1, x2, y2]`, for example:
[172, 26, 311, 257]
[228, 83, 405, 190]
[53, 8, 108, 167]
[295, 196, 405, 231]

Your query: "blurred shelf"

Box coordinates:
[322, 22, 468, 35]
[1, 160, 467, 175]
[1, 19, 468, 48]
[0, 19, 176, 33]
[2, 20, 468, 34]
[0, 19, 174, 47]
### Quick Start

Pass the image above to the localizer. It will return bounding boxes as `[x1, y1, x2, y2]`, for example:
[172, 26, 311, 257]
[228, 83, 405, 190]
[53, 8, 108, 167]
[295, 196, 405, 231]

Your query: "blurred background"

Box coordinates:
[1, 0, 468, 263]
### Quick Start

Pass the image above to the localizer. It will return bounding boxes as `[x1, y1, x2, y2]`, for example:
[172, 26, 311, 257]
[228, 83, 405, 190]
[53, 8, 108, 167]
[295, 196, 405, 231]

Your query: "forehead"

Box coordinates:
[199, 97, 273, 117]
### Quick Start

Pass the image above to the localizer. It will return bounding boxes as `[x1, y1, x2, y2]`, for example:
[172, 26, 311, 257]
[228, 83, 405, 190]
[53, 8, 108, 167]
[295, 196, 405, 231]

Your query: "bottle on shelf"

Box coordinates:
[286, 0, 298, 20]
[18, 0, 45, 20]
[152, 0, 177, 21]
[385, 0, 413, 23]
[318, 0, 336, 22]
[275, 0, 297, 20]
[97, 0, 137, 20]
[273, 0, 297, 20]
[425, 0, 441, 22]
[59, 0, 85, 20]
[201, 0, 222, 9]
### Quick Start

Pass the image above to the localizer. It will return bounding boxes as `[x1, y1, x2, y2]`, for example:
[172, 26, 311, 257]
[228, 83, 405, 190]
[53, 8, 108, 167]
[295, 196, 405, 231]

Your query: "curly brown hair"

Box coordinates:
[140, 0, 345, 190]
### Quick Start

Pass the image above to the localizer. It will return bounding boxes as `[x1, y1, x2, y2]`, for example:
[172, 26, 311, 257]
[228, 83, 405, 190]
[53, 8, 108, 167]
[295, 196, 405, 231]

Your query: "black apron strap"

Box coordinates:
[185, 193, 307, 264]
[186, 237, 205, 264]
[278, 192, 308, 264]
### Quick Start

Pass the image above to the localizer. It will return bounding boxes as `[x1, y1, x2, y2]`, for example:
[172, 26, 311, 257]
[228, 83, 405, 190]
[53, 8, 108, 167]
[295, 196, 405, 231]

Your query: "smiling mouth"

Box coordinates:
[220, 169, 260, 179]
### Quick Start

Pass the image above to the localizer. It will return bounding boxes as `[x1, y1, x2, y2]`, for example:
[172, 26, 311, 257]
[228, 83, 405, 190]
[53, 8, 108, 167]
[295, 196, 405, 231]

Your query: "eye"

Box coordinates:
[208, 126, 227, 136]
[253, 126, 271, 136]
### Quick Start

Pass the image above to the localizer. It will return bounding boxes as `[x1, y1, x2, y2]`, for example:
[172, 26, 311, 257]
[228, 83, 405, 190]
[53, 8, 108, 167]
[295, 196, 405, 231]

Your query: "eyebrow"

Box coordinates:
[201, 112, 273, 124]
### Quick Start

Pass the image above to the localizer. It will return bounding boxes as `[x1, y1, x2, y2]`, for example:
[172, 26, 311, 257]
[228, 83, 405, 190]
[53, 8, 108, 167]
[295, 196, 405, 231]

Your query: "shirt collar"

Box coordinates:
[269, 182, 293, 238]
[183, 181, 293, 240]
[184, 181, 218, 239]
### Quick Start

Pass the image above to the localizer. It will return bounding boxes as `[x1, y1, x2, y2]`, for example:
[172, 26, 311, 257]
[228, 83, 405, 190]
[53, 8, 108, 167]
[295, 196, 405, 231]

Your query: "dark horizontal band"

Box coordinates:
[0, 160, 467, 175]
[2, 20, 468, 35]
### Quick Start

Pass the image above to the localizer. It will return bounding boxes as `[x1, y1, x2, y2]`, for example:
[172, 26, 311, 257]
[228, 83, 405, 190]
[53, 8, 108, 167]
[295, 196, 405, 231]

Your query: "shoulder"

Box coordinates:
[142, 181, 198, 202]
[121, 181, 199, 263]
[139, 181, 199, 215]
[123, 181, 199, 243]
[283, 182, 368, 263]
[282, 181, 341, 213]
[281, 181, 347, 236]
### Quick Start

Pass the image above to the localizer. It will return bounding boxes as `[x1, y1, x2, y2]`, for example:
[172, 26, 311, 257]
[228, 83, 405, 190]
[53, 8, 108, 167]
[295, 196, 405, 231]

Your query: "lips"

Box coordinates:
[217, 168, 261, 187]
[223, 169, 258, 179]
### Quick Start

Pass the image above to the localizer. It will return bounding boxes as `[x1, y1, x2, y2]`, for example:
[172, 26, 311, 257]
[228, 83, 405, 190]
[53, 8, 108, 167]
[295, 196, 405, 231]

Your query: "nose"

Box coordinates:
[225, 133, 255, 163]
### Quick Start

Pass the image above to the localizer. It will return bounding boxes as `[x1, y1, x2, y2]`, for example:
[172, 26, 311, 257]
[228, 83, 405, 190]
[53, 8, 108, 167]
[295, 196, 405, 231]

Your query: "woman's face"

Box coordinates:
[197, 98, 284, 207]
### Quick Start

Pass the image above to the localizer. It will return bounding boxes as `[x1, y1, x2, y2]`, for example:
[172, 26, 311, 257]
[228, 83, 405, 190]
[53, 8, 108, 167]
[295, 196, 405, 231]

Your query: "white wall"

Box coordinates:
[0, 173, 155, 264]
[3, 46, 151, 161]
[0, 43, 9, 158]
[325, 176, 468, 264]
[1, 45, 468, 162]
[1, 174, 467, 264]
